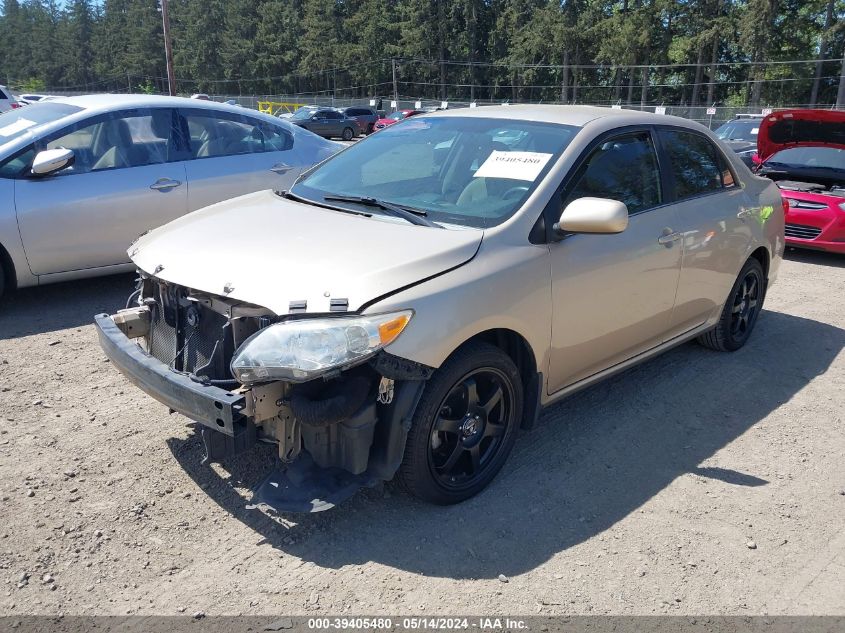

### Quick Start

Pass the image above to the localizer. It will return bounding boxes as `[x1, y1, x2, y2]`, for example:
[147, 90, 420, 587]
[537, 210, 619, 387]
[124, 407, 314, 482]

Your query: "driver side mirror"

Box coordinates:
[555, 197, 628, 234]
[31, 148, 75, 176]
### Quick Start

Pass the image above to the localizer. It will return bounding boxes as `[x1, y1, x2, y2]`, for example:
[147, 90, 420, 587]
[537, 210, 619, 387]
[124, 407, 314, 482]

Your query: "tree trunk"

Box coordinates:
[836, 51, 845, 109]
[810, 0, 835, 106]
[560, 49, 570, 103]
[657, 66, 666, 101]
[613, 67, 622, 102]
[707, 28, 719, 104]
[691, 42, 705, 105]
[626, 65, 636, 104]
[640, 64, 648, 106]
[469, 0, 476, 102]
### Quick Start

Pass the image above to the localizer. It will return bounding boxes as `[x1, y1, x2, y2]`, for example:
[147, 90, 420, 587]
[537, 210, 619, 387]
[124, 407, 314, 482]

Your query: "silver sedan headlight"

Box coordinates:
[230, 310, 413, 384]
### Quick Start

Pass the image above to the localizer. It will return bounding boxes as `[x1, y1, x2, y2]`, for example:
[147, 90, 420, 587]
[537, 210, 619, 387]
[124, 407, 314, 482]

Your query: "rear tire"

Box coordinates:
[698, 258, 765, 352]
[399, 342, 523, 505]
[366, 123, 374, 134]
[341, 127, 354, 141]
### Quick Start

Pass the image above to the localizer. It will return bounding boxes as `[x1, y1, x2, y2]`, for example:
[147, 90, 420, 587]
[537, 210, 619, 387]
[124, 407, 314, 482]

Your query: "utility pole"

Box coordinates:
[837, 52, 845, 110]
[392, 58, 399, 109]
[159, 0, 176, 96]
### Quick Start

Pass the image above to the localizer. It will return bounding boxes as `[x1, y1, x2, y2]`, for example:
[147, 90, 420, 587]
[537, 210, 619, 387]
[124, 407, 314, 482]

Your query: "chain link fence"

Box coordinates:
[207, 93, 793, 129]
[37, 90, 807, 130]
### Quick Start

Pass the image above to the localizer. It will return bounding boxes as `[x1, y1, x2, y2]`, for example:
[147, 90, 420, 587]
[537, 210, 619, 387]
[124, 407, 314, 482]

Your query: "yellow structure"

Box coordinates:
[257, 101, 309, 116]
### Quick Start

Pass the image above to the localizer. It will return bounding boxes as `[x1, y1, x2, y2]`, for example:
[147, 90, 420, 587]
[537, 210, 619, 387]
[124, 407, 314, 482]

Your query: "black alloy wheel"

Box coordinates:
[428, 368, 514, 491]
[400, 342, 523, 504]
[698, 258, 765, 352]
[729, 269, 761, 342]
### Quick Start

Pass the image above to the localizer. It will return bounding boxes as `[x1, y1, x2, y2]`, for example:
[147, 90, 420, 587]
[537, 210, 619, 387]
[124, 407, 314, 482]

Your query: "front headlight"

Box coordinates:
[230, 310, 413, 384]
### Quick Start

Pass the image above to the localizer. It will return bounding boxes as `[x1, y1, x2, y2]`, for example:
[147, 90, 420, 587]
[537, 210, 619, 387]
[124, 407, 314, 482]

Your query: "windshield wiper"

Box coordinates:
[276, 190, 373, 218]
[323, 195, 441, 228]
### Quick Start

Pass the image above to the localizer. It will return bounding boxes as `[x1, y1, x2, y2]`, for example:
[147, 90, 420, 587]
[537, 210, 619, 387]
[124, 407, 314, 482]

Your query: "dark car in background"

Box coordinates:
[289, 107, 358, 140]
[715, 115, 763, 166]
[340, 106, 378, 134]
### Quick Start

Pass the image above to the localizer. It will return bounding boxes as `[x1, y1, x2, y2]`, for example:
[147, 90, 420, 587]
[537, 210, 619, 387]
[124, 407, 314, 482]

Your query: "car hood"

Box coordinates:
[757, 109, 845, 163]
[129, 190, 482, 316]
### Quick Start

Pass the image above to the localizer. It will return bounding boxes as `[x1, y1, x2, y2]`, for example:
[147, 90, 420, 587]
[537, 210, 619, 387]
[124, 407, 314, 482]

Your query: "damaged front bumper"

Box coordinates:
[94, 312, 247, 435]
[94, 309, 428, 512]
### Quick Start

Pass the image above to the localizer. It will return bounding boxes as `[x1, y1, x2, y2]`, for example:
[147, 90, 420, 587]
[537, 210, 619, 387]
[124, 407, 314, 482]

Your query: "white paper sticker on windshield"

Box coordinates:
[473, 151, 553, 181]
[0, 118, 36, 137]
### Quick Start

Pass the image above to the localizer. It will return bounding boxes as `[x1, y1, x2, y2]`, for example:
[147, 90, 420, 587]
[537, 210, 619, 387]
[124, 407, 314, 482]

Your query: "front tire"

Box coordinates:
[698, 258, 765, 352]
[341, 127, 354, 141]
[399, 342, 523, 505]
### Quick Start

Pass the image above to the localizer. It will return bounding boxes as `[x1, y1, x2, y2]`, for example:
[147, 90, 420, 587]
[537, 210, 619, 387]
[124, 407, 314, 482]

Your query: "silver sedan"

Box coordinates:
[0, 94, 340, 297]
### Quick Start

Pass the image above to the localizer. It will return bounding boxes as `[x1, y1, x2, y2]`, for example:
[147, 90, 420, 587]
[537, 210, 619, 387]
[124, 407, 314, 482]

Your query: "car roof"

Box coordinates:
[48, 93, 251, 115]
[0, 93, 322, 156]
[422, 104, 699, 130]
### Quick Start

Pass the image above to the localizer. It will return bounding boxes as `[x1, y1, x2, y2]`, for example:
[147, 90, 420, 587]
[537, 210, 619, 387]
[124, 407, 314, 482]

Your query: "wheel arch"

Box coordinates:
[749, 245, 770, 282]
[447, 328, 542, 430]
[0, 240, 17, 293]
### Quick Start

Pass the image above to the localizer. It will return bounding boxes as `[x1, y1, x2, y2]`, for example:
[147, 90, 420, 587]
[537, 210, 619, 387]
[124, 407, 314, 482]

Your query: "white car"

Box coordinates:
[0, 86, 20, 113]
[17, 93, 54, 106]
[0, 94, 340, 297]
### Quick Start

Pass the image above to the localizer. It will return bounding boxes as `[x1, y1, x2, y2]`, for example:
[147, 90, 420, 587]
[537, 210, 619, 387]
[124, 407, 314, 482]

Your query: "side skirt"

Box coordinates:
[542, 320, 716, 409]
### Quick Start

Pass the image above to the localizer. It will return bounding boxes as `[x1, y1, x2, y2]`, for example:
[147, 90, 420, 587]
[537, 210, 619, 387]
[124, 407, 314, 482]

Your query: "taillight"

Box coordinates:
[782, 197, 789, 215]
[10, 102, 20, 109]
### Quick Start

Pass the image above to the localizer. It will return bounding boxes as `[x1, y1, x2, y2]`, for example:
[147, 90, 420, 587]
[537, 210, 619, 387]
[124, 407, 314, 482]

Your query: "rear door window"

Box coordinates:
[181, 110, 293, 158]
[659, 129, 734, 199]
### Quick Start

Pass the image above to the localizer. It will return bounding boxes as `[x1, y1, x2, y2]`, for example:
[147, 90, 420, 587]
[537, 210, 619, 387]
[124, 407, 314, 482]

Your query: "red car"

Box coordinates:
[756, 109, 845, 254]
[372, 109, 424, 132]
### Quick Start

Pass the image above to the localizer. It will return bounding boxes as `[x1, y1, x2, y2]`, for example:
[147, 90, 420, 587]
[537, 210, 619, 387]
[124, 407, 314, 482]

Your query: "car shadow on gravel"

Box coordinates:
[167, 309, 844, 579]
[784, 248, 844, 268]
[0, 273, 132, 340]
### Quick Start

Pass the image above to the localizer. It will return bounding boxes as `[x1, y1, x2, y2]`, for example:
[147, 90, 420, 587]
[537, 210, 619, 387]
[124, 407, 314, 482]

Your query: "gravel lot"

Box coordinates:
[0, 249, 843, 617]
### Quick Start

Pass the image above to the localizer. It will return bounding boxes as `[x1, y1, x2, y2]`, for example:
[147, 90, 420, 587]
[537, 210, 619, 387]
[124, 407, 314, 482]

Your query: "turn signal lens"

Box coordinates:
[378, 314, 411, 345]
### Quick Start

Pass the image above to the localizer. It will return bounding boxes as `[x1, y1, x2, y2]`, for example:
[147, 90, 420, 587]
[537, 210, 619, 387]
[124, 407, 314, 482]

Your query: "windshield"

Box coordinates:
[388, 111, 407, 121]
[766, 146, 845, 171]
[0, 102, 82, 148]
[292, 116, 579, 228]
[715, 119, 761, 141]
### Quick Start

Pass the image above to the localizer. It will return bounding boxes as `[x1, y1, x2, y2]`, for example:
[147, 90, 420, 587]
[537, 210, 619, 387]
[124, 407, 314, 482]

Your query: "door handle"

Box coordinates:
[657, 229, 682, 246]
[149, 178, 182, 191]
[737, 208, 753, 220]
[270, 163, 293, 174]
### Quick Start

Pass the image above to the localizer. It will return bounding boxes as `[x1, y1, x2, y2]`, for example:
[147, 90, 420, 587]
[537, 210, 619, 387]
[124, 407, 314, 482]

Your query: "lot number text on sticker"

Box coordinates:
[473, 151, 553, 181]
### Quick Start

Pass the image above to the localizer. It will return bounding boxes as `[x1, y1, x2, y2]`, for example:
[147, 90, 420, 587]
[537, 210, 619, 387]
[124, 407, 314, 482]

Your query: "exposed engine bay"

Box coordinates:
[772, 180, 845, 197]
[108, 275, 433, 512]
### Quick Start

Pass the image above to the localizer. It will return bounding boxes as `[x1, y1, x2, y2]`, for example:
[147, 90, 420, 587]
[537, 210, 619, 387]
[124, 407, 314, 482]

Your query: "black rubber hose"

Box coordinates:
[290, 375, 372, 427]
